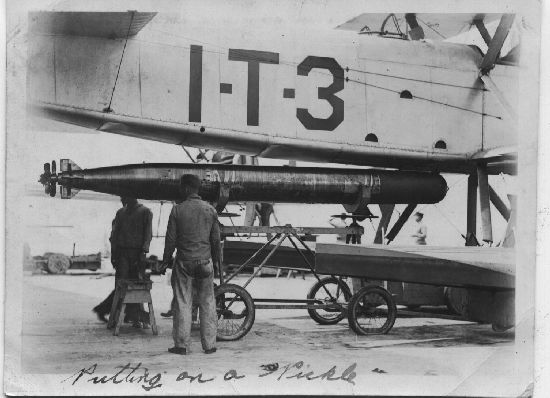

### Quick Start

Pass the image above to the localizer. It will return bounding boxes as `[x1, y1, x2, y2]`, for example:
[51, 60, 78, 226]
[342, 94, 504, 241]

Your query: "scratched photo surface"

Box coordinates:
[4, 0, 540, 396]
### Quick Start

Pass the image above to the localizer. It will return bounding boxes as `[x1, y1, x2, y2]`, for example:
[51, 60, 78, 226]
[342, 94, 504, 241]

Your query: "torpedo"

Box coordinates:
[39, 159, 448, 212]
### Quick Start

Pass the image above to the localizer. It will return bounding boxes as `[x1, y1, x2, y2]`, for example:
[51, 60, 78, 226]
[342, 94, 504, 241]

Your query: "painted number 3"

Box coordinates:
[297, 56, 345, 131]
[189, 47, 345, 131]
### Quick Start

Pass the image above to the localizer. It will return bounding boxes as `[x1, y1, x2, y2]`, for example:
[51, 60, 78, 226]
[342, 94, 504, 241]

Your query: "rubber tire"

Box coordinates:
[444, 287, 467, 315]
[347, 285, 397, 335]
[215, 283, 255, 341]
[307, 277, 352, 325]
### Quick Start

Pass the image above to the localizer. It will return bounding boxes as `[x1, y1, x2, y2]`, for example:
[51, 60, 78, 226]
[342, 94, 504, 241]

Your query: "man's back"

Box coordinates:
[164, 194, 220, 262]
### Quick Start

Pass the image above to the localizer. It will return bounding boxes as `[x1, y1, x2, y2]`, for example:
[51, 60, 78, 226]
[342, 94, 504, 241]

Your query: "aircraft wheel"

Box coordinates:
[45, 253, 70, 274]
[307, 277, 352, 325]
[347, 285, 397, 335]
[215, 283, 255, 341]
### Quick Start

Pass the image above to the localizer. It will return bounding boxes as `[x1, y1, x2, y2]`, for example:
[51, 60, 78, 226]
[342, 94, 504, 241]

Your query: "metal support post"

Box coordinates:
[240, 234, 288, 290]
[477, 165, 493, 244]
[375, 204, 395, 243]
[223, 233, 280, 284]
[466, 173, 478, 246]
[385, 204, 417, 243]
[489, 185, 511, 221]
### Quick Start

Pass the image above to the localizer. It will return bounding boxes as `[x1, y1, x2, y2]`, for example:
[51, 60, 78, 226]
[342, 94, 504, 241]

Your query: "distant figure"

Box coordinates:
[329, 213, 348, 242]
[93, 197, 153, 328]
[411, 212, 427, 245]
[346, 219, 364, 244]
[162, 174, 221, 355]
[255, 203, 274, 227]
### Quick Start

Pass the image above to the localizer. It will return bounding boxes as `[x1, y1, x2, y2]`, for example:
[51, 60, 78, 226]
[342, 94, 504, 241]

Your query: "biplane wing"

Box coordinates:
[315, 243, 514, 290]
[336, 13, 503, 40]
[27, 10, 519, 175]
[223, 240, 514, 290]
[28, 11, 157, 38]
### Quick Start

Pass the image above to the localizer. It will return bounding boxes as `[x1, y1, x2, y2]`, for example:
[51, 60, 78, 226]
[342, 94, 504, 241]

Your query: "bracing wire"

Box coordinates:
[106, 11, 135, 112]
[431, 203, 465, 239]
[367, 217, 377, 233]
[345, 76, 501, 119]
[416, 17, 447, 39]
[415, 176, 469, 240]
[130, 28, 500, 119]
[345, 67, 486, 91]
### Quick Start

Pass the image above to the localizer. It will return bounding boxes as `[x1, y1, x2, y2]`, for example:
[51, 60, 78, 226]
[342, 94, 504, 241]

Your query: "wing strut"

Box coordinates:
[385, 204, 417, 244]
[473, 18, 492, 46]
[479, 14, 515, 73]
[477, 14, 517, 124]
[477, 165, 493, 244]
[488, 185, 511, 221]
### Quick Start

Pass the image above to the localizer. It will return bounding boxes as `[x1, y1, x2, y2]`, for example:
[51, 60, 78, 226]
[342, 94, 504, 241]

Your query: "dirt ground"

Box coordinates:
[11, 271, 530, 396]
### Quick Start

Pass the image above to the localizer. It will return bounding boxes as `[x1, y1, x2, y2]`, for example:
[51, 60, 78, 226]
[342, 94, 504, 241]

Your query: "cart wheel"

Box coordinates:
[444, 287, 467, 315]
[215, 283, 255, 341]
[347, 285, 397, 335]
[46, 253, 70, 274]
[307, 277, 352, 325]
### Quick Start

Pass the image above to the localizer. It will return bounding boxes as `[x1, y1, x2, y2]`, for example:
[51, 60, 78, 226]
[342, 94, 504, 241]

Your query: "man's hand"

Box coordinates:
[158, 258, 173, 275]
[213, 260, 222, 275]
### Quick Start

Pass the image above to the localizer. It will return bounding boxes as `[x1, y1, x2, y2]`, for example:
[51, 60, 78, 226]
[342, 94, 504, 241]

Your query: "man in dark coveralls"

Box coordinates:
[93, 197, 153, 328]
[162, 174, 221, 355]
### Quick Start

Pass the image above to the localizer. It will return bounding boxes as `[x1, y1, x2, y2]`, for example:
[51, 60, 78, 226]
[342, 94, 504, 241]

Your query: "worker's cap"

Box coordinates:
[414, 212, 424, 217]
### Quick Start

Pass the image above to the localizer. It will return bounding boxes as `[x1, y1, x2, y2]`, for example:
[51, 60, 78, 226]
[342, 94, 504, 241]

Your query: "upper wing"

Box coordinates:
[29, 11, 157, 38]
[336, 13, 502, 40]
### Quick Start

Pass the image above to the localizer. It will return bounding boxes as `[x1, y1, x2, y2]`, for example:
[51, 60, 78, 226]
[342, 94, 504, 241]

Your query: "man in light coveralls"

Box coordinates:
[162, 174, 221, 355]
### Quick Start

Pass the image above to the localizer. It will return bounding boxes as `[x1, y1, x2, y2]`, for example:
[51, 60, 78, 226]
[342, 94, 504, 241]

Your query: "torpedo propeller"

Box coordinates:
[39, 160, 57, 197]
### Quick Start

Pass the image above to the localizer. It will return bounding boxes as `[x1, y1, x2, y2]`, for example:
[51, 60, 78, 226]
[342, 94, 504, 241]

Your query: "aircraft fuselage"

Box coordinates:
[28, 13, 518, 172]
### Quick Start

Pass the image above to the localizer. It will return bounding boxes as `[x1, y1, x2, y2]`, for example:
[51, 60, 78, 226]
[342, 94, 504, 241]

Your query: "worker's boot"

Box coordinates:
[92, 306, 108, 323]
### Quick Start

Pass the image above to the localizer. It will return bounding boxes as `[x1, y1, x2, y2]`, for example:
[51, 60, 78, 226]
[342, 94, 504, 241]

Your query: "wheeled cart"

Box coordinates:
[214, 225, 397, 341]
